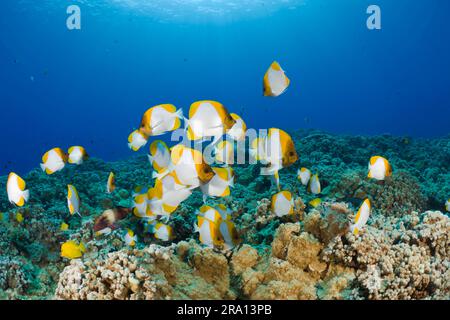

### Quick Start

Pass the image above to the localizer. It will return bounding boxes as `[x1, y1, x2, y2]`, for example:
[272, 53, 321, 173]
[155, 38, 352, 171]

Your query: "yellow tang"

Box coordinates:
[16, 212, 24, 223]
[309, 198, 322, 208]
[61, 240, 86, 259]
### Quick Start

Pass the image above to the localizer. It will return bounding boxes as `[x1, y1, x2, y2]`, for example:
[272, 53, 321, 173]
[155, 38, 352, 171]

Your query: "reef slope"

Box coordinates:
[0, 130, 448, 300]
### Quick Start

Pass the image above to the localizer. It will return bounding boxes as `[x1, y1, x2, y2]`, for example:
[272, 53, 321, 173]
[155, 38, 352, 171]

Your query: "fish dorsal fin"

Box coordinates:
[271, 61, 281, 71]
[16, 174, 26, 191]
[370, 156, 380, 166]
[160, 104, 177, 113]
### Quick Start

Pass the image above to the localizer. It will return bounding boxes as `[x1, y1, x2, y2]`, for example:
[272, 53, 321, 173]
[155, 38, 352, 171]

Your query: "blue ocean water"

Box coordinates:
[1, 0, 449, 176]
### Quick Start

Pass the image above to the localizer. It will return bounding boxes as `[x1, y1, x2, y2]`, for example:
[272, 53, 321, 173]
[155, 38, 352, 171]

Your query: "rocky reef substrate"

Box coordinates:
[0, 130, 448, 300]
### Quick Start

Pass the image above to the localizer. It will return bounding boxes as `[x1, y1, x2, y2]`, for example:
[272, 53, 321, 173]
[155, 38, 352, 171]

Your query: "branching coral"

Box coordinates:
[55, 241, 236, 300]
[322, 211, 449, 299]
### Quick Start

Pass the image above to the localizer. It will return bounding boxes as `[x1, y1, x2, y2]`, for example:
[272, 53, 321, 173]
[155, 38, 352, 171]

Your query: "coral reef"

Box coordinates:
[0, 130, 448, 300]
[55, 241, 235, 300]
[323, 210, 449, 299]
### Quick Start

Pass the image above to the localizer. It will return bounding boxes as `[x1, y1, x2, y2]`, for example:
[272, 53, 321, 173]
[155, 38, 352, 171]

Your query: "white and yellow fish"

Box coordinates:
[6, 172, 30, 207]
[200, 167, 234, 199]
[132, 185, 150, 197]
[148, 140, 171, 174]
[132, 193, 149, 218]
[214, 140, 235, 165]
[67, 184, 81, 216]
[227, 113, 247, 141]
[67, 146, 88, 165]
[124, 228, 137, 247]
[150, 174, 194, 218]
[257, 128, 298, 176]
[106, 172, 115, 194]
[263, 61, 290, 97]
[193, 216, 223, 248]
[249, 136, 267, 162]
[350, 199, 371, 235]
[445, 199, 449, 212]
[215, 204, 233, 221]
[145, 199, 164, 221]
[155, 144, 214, 188]
[219, 219, 240, 250]
[152, 222, 175, 241]
[128, 129, 148, 152]
[185, 100, 236, 144]
[40, 148, 67, 174]
[196, 205, 223, 223]
[139, 104, 183, 137]
[155, 174, 194, 213]
[308, 174, 321, 195]
[297, 167, 311, 186]
[271, 190, 294, 217]
[368, 156, 392, 181]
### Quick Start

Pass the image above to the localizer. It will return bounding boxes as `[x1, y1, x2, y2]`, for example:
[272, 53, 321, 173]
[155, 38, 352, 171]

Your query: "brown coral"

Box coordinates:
[55, 241, 235, 300]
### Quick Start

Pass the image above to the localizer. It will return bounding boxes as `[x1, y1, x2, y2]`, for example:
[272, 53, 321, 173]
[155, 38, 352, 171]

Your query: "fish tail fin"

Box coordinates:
[22, 190, 30, 203]
[183, 117, 190, 131]
[152, 170, 169, 180]
[193, 222, 200, 233]
[228, 176, 235, 188]
[160, 215, 170, 223]
[260, 166, 278, 176]
[350, 224, 359, 235]
[175, 108, 183, 119]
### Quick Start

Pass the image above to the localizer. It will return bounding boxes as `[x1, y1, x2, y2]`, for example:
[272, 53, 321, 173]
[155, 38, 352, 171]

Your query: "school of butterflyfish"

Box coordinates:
[4, 61, 449, 260]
